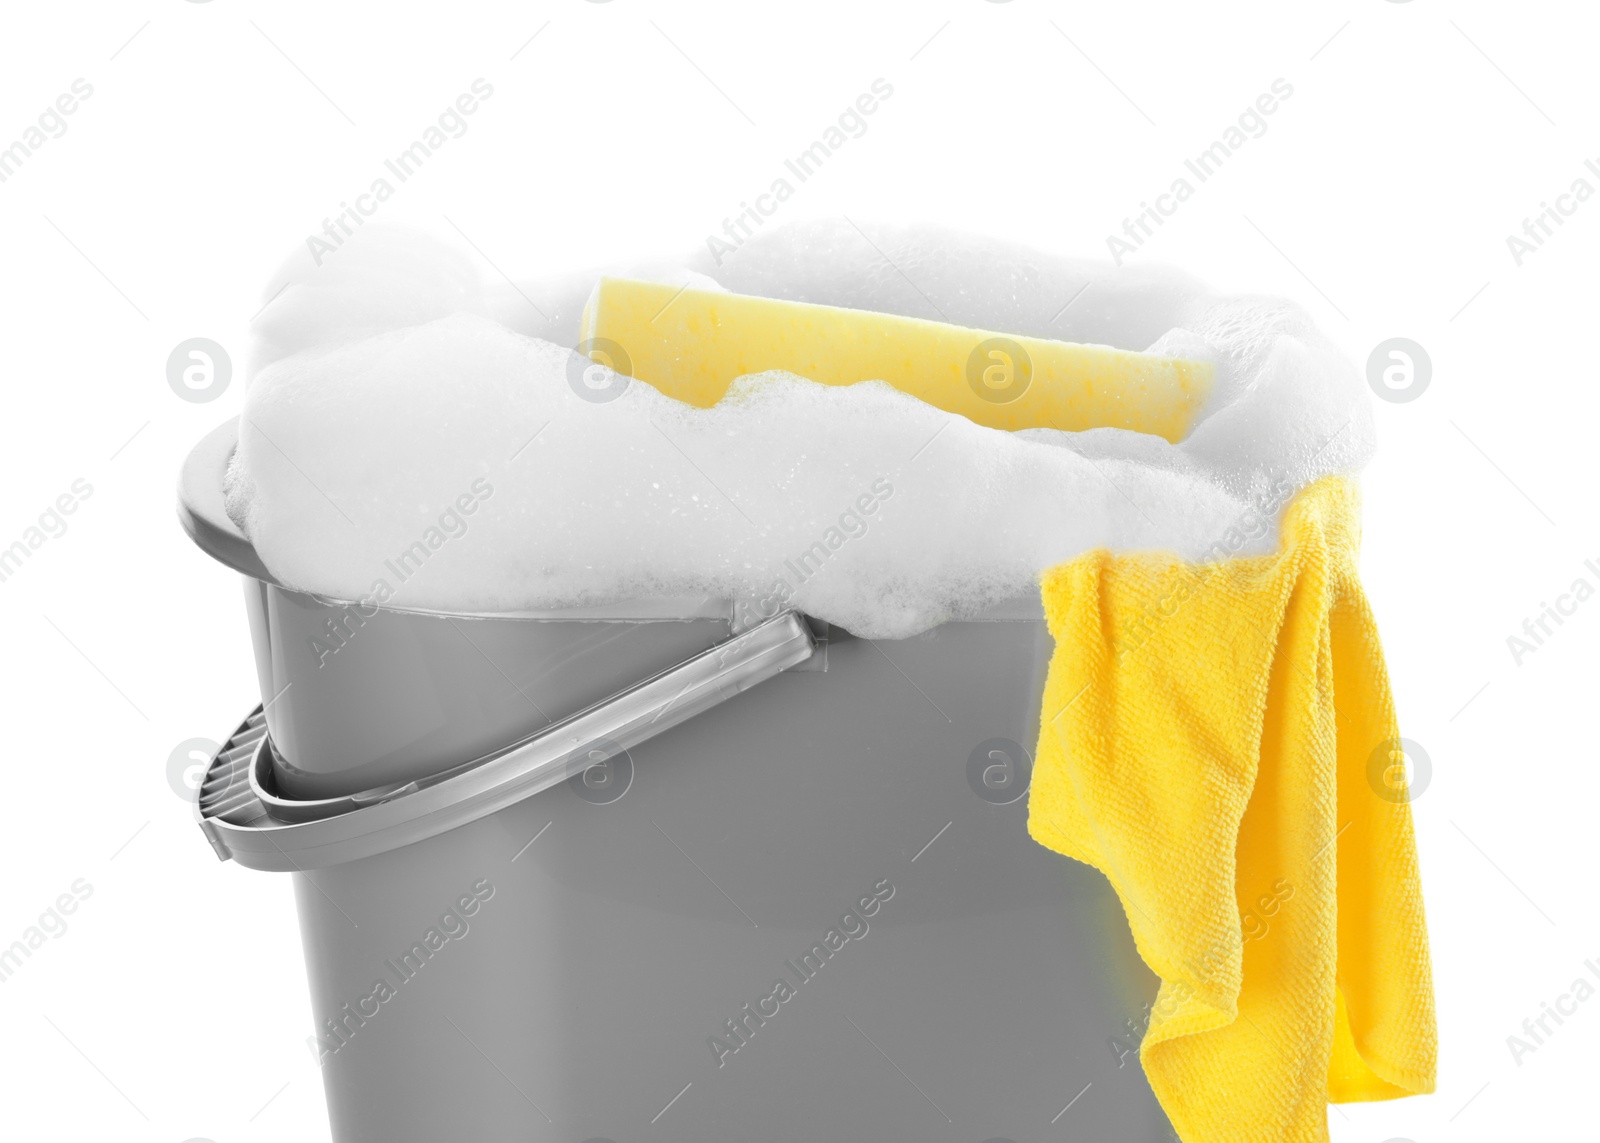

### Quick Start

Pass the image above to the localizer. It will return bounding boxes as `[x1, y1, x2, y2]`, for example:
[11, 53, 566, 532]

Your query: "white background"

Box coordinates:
[1, 1, 1595, 1140]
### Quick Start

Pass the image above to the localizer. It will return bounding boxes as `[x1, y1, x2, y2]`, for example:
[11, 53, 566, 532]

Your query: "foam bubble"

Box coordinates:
[227, 223, 1374, 638]
[248, 222, 485, 381]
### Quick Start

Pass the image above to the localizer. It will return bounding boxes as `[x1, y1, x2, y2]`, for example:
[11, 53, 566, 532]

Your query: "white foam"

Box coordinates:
[227, 222, 1374, 638]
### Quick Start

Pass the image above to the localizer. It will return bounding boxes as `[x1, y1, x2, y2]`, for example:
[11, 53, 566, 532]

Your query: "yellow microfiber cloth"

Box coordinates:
[1028, 476, 1436, 1143]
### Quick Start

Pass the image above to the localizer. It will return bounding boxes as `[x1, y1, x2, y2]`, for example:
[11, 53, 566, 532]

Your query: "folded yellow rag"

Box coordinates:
[1028, 476, 1436, 1143]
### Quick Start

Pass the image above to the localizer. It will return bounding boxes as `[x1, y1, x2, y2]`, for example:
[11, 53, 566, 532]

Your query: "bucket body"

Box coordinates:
[243, 579, 735, 800]
[183, 384, 1174, 1140]
[285, 606, 1173, 1142]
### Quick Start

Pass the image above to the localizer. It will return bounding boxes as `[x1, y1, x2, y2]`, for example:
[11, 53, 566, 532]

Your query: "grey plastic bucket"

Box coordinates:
[182, 421, 1174, 1142]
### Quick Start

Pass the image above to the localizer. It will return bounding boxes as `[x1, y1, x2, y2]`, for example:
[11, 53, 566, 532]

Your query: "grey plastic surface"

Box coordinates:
[245, 578, 746, 800]
[176, 419, 278, 584]
[245, 581, 1043, 802]
[197, 612, 816, 870]
[288, 619, 1172, 1142]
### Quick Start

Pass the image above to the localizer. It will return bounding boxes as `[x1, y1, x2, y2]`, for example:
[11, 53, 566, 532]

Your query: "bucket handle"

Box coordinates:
[195, 610, 816, 871]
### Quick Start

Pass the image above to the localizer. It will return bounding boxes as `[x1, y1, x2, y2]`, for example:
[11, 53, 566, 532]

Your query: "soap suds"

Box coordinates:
[227, 222, 1374, 638]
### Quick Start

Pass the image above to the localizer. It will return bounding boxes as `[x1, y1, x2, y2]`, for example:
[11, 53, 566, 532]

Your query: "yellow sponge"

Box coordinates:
[578, 277, 1213, 441]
